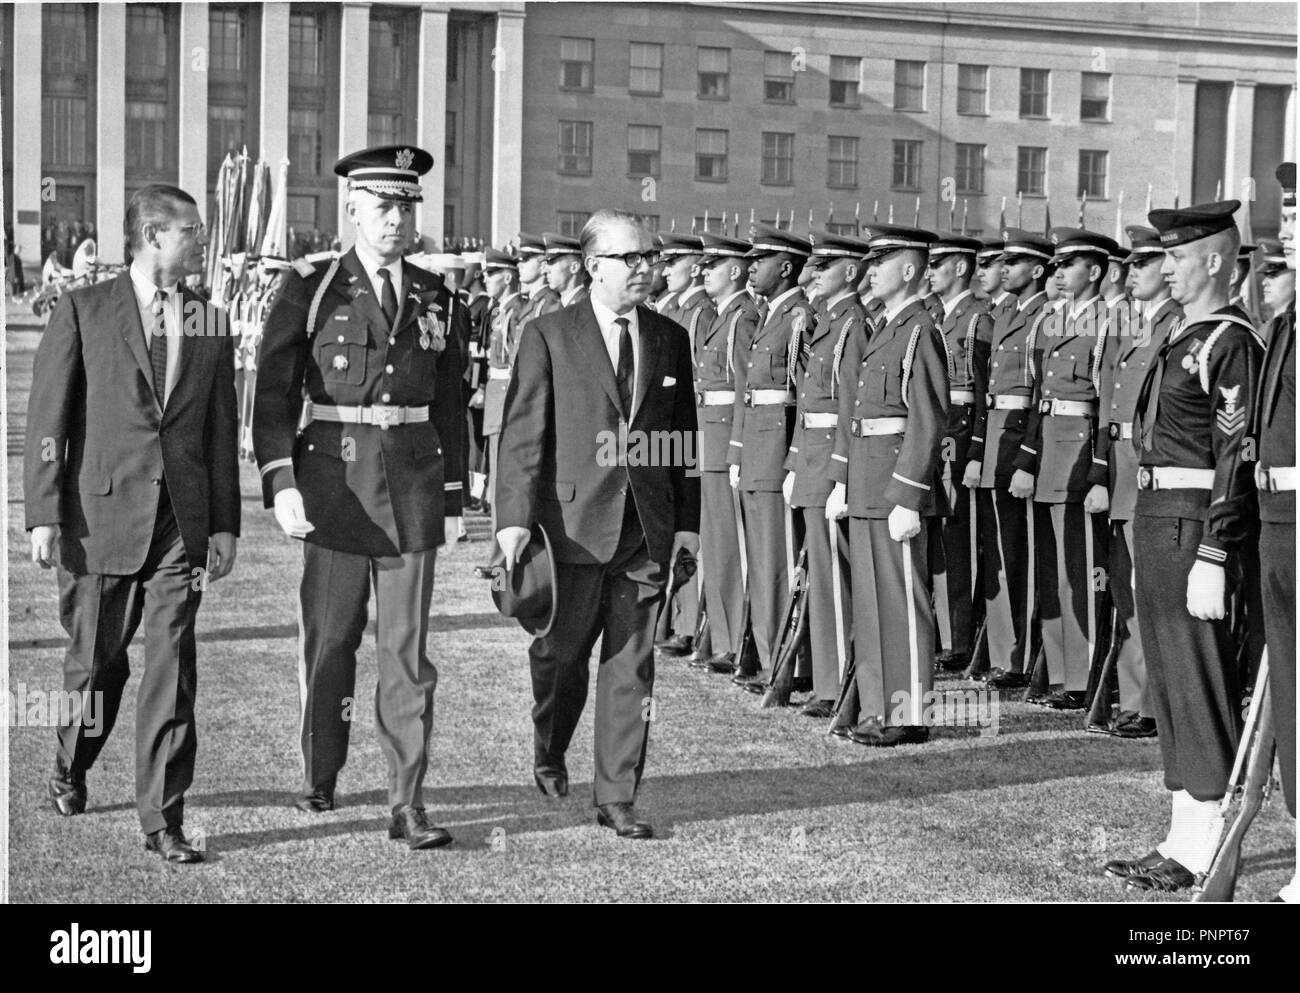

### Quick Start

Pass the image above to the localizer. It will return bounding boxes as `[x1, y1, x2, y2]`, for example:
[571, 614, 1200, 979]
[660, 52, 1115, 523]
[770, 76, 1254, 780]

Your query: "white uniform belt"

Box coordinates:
[487, 367, 512, 380]
[949, 389, 976, 404]
[801, 411, 838, 429]
[306, 402, 430, 430]
[699, 390, 736, 406]
[1038, 398, 1097, 416]
[1137, 466, 1214, 490]
[745, 388, 792, 406]
[1256, 466, 1298, 492]
[850, 416, 907, 437]
[988, 394, 1032, 410]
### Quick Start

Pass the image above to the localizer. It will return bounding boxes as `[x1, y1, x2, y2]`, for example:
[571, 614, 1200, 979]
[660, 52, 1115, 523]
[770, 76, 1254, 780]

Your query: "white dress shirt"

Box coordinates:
[129, 263, 183, 406]
[590, 293, 640, 417]
[942, 288, 972, 319]
[761, 286, 803, 326]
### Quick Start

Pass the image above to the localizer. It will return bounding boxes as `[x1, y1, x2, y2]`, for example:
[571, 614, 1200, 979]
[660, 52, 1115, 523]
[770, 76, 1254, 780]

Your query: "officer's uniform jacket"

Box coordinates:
[253, 247, 468, 556]
[985, 290, 1018, 328]
[1014, 294, 1114, 503]
[938, 289, 992, 470]
[728, 286, 814, 491]
[1096, 296, 1182, 521]
[969, 290, 1050, 487]
[654, 289, 679, 317]
[465, 291, 490, 393]
[786, 290, 867, 508]
[520, 284, 562, 331]
[482, 290, 530, 435]
[1251, 303, 1295, 524]
[1133, 304, 1263, 565]
[674, 285, 717, 366]
[829, 294, 950, 518]
[694, 289, 758, 473]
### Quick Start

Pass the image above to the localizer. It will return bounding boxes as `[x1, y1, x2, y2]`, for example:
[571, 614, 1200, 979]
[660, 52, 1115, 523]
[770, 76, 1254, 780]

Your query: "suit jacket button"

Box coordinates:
[382, 393, 391, 402]
[151, 477, 160, 485]
[385, 364, 394, 374]
[338, 335, 345, 343]
[389, 337, 396, 345]
[307, 444, 315, 451]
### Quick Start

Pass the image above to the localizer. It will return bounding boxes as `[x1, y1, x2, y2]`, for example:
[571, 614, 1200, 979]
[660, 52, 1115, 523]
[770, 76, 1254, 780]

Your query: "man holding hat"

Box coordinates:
[253, 144, 467, 850]
[1104, 199, 1263, 892]
[826, 224, 949, 746]
[964, 229, 1054, 689]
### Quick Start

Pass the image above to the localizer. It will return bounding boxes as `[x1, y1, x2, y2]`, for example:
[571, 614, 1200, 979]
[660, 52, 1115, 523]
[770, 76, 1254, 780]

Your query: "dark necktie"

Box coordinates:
[615, 317, 634, 417]
[379, 267, 398, 328]
[150, 289, 169, 407]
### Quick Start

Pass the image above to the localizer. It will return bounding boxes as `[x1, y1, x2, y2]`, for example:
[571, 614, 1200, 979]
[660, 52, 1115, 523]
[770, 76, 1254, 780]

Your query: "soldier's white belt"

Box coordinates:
[305, 402, 430, 430]
[698, 390, 736, 406]
[801, 411, 838, 429]
[487, 367, 512, 381]
[1256, 466, 1298, 492]
[949, 389, 976, 405]
[744, 389, 792, 407]
[988, 394, 1033, 410]
[850, 416, 907, 437]
[1038, 398, 1097, 417]
[1108, 421, 1134, 441]
[1137, 466, 1214, 490]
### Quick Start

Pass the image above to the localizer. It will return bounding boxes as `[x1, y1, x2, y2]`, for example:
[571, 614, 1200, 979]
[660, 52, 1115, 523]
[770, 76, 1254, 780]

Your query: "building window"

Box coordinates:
[289, 12, 323, 79]
[209, 7, 245, 73]
[287, 194, 318, 229]
[44, 5, 88, 76]
[1078, 149, 1108, 198]
[629, 42, 662, 95]
[559, 120, 593, 175]
[893, 60, 925, 111]
[369, 16, 404, 94]
[695, 129, 728, 181]
[634, 214, 660, 232]
[557, 211, 588, 237]
[447, 21, 463, 83]
[368, 112, 402, 147]
[892, 139, 922, 190]
[698, 47, 729, 100]
[956, 143, 985, 194]
[445, 111, 456, 167]
[831, 56, 861, 108]
[764, 50, 794, 103]
[827, 222, 858, 236]
[828, 135, 858, 188]
[126, 5, 169, 81]
[694, 215, 725, 234]
[1081, 72, 1110, 122]
[126, 101, 168, 173]
[1020, 68, 1049, 118]
[1017, 146, 1047, 195]
[42, 96, 88, 166]
[560, 37, 593, 91]
[761, 132, 794, 186]
[627, 125, 661, 177]
[288, 108, 322, 177]
[957, 64, 987, 115]
[208, 104, 245, 175]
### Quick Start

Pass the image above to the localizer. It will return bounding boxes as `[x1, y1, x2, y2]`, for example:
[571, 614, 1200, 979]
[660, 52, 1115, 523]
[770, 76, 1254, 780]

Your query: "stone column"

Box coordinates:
[96, 5, 126, 264]
[417, 5, 449, 247]
[336, 2, 371, 247]
[11, 4, 42, 264]
[177, 4, 209, 202]
[490, 8, 524, 246]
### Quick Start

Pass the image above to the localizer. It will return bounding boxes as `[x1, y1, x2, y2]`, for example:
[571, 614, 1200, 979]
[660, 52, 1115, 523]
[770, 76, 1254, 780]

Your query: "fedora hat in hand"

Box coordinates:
[490, 523, 557, 639]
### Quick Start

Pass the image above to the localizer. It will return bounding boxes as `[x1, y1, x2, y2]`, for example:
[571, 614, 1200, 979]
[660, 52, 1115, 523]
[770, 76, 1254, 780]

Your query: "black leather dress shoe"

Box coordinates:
[388, 805, 453, 850]
[801, 699, 837, 719]
[987, 668, 1029, 689]
[654, 634, 693, 657]
[1115, 712, 1158, 738]
[1086, 720, 1118, 736]
[732, 672, 765, 693]
[847, 717, 889, 746]
[294, 788, 335, 813]
[48, 773, 87, 817]
[534, 770, 569, 798]
[686, 651, 716, 670]
[707, 653, 738, 674]
[934, 650, 969, 672]
[144, 826, 204, 864]
[595, 802, 654, 839]
[1126, 857, 1196, 893]
[1045, 689, 1087, 710]
[790, 676, 813, 694]
[1104, 849, 1166, 880]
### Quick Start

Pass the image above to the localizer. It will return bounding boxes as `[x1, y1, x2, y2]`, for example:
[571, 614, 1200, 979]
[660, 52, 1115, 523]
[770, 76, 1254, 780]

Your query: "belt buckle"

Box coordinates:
[1138, 467, 1153, 490]
[1039, 400, 1053, 415]
[1256, 466, 1274, 492]
[743, 390, 754, 407]
[986, 393, 996, 408]
[695, 390, 705, 408]
[1108, 423, 1120, 440]
[371, 404, 400, 430]
[850, 419, 861, 437]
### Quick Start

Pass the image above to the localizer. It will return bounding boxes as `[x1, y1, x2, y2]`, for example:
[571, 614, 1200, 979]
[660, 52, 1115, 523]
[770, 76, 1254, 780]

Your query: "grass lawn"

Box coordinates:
[5, 327, 1294, 903]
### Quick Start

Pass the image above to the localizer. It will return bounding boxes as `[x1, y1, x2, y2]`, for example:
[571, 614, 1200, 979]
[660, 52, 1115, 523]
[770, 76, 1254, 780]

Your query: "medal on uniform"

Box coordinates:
[1182, 338, 1203, 373]
[333, 354, 349, 371]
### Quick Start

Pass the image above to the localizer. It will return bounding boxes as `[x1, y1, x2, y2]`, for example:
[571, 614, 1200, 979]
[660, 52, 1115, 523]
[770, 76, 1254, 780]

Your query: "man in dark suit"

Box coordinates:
[495, 209, 701, 839]
[253, 145, 467, 850]
[25, 184, 240, 864]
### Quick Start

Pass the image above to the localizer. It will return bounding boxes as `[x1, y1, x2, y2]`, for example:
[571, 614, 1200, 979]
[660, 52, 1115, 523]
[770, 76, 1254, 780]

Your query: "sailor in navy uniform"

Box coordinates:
[1105, 200, 1263, 893]
[253, 145, 467, 850]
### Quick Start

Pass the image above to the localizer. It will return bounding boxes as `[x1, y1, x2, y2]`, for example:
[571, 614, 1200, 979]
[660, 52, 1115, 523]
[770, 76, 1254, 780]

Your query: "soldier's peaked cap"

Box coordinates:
[482, 247, 518, 270]
[1049, 227, 1120, 261]
[698, 233, 751, 259]
[1147, 200, 1241, 248]
[1259, 238, 1288, 275]
[541, 232, 582, 256]
[334, 144, 433, 202]
[929, 233, 983, 257]
[1277, 162, 1296, 207]
[1123, 225, 1164, 264]
[806, 231, 870, 264]
[1001, 228, 1054, 261]
[658, 232, 704, 256]
[744, 222, 811, 258]
[516, 232, 547, 256]
[977, 237, 1005, 261]
[866, 224, 937, 257]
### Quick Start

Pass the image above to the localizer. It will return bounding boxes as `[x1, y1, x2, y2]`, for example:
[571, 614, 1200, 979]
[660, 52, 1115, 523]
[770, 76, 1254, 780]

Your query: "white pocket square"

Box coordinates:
[663, 376, 677, 387]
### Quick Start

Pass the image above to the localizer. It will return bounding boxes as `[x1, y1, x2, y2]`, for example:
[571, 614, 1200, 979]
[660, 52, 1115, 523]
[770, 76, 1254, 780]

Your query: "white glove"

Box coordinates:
[1187, 560, 1226, 621]
[728, 464, 741, 489]
[782, 471, 796, 506]
[497, 526, 532, 570]
[888, 504, 922, 542]
[273, 488, 315, 539]
[825, 482, 848, 521]
[1009, 469, 1035, 500]
[1083, 484, 1109, 515]
[962, 460, 982, 490]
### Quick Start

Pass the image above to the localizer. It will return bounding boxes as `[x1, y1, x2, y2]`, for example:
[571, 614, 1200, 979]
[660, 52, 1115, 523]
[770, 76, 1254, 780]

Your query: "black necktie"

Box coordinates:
[150, 289, 168, 407]
[379, 268, 398, 328]
[615, 317, 634, 417]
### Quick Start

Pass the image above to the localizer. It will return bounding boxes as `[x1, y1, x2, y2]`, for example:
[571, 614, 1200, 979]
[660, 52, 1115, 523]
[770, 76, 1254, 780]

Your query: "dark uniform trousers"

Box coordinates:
[802, 511, 851, 699]
[56, 483, 203, 836]
[700, 472, 744, 652]
[1110, 519, 1148, 714]
[530, 497, 664, 805]
[1033, 502, 1107, 690]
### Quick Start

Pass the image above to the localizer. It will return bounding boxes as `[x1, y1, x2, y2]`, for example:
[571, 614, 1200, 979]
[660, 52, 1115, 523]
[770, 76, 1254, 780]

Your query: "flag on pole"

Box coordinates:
[1017, 191, 1024, 226]
[1145, 184, 1153, 217]
[1114, 191, 1124, 243]
[873, 200, 879, 223]
[1215, 179, 1222, 201]
[1043, 201, 1053, 236]
[999, 196, 1007, 232]
[809, 209, 815, 231]
[962, 200, 969, 236]
[888, 202, 895, 224]
[704, 209, 710, 232]
[1079, 192, 1087, 227]
[854, 201, 861, 235]
[913, 196, 921, 226]
[949, 198, 956, 231]
[827, 202, 834, 224]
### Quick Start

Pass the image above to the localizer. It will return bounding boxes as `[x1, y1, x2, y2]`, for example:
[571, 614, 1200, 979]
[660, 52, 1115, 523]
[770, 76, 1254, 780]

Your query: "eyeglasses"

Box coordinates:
[175, 222, 207, 239]
[592, 251, 660, 269]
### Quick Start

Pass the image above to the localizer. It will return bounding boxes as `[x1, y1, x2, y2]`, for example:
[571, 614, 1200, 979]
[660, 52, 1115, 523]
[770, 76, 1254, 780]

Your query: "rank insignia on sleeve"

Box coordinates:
[1216, 384, 1245, 435]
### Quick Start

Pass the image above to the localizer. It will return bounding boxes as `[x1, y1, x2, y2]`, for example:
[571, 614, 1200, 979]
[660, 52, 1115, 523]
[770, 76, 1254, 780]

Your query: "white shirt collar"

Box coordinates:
[715, 289, 745, 314]
[561, 285, 584, 307]
[883, 293, 923, 326]
[763, 286, 802, 317]
[1018, 290, 1047, 313]
[826, 289, 856, 311]
[590, 292, 639, 328]
[942, 288, 972, 318]
[129, 262, 180, 303]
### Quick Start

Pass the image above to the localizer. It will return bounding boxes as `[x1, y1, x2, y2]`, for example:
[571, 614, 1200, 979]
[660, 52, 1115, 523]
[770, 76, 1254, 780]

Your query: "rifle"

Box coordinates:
[1085, 606, 1121, 731]
[1023, 642, 1049, 703]
[1196, 653, 1276, 902]
[829, 651, 858, 733]
[962, 617, 990, 681]
[761, 545, 809, 708]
